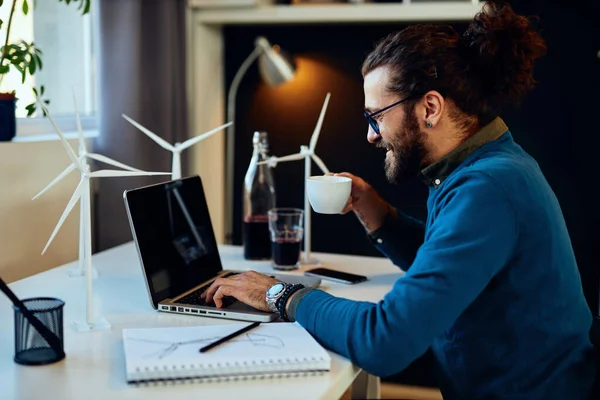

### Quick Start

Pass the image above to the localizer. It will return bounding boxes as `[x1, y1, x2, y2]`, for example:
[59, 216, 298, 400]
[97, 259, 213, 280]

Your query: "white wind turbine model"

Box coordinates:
[36, 102, 171, 331]
[121, 114, 233, 180]
[259, 92, 331, 265]
[34, 93, 144, 278]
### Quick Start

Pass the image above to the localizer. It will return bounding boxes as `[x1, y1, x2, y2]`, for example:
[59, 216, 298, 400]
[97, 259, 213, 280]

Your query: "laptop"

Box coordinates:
[123, 175, 321, 322]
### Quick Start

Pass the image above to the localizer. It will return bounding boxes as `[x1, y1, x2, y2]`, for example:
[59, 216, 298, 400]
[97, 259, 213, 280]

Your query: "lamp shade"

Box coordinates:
[255, 36, 296, 87]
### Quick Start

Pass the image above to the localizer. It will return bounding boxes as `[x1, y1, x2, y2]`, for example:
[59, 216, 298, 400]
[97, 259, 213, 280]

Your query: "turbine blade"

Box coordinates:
[178, 121, 233, 150]
[309, 92, 331, 151]
[311, 154, 330, 175]
[86, 153, 142, 172]
[39, 102, 84, 171]
[121, 114, 175, 151]
[42, 178, 85, 255]
[90, 170, 171, 178]
[72, 88, 87, 155]
[32, 163, 77, 200]
[266, 153, 305, 164]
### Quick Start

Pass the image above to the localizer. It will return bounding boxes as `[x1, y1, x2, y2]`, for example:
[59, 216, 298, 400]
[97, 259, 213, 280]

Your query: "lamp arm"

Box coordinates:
[224, 46, 262, 244]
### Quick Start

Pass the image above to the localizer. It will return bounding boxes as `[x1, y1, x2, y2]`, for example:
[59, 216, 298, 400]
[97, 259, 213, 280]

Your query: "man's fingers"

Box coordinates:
[340, 197, 353, 214]
[203, 278, 227, 302]
[336, 172, 355, 179]
[204, 277, 244, 302]
[213, 285, 239, 309]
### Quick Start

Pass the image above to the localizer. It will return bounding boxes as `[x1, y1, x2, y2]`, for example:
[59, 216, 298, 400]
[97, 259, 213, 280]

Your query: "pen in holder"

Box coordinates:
[0, 277, 65, 365]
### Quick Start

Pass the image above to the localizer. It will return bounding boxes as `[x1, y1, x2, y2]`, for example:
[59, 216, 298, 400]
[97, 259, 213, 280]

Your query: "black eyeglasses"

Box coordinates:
[363, 93, 421, 135]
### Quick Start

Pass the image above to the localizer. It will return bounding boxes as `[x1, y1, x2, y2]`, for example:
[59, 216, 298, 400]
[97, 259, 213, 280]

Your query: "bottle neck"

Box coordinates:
[257, 142, 269, 160]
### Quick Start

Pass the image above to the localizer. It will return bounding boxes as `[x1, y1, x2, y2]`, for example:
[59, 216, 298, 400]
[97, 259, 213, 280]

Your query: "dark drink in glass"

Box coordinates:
[271, 239, 301, 270]
[243, 217, 271, 260]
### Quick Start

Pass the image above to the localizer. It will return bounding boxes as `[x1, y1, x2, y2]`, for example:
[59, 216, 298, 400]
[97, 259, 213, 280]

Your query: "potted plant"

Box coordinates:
[0, 0, 90, 141]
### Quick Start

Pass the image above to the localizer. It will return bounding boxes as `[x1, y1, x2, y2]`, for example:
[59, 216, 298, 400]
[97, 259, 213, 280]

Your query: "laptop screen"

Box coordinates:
[124, 175, 223, 308]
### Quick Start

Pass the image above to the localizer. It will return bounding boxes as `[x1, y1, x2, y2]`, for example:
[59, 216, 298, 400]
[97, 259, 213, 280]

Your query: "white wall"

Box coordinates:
[0, 140, 79, 283]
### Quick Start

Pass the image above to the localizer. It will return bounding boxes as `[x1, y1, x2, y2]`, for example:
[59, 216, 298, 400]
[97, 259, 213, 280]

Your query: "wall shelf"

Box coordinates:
[189, 2, 485, 25]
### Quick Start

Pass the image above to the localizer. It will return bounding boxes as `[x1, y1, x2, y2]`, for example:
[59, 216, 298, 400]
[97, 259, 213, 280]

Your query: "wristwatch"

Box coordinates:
[266, 282, 305, 320]
[266, 282, 286, 314]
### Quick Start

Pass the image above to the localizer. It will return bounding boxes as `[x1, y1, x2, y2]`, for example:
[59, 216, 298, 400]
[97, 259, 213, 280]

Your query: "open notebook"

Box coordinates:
[122, 322, 331, 384]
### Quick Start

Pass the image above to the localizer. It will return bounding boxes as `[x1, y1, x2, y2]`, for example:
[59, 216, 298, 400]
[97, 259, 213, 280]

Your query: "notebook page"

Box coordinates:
[122, 322, 331, 382]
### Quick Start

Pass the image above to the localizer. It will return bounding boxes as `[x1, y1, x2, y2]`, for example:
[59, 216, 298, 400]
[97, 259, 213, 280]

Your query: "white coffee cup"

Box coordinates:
[306, 175, 352, 214]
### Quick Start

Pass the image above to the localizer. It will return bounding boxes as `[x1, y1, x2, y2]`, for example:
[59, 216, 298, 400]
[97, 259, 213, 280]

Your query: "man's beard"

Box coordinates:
[377, 106, 427, 184]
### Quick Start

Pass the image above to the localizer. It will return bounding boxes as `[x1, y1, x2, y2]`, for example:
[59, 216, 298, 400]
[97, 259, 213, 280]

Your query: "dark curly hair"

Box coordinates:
[362, 1, 547, 133]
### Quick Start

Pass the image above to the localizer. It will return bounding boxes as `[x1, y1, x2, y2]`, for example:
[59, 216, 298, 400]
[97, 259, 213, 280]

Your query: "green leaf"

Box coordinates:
[40, 85, 45, 95]
[32, 87, 38, 96]
[23, 0, 29, 15]
[25, 103, 36, 117]
[28, 59, 36, 75]
[0, 64, 9, 74]
[14, 65, 26, 84]
[35, 54, 42, 69]
[0, 20, 3, 31]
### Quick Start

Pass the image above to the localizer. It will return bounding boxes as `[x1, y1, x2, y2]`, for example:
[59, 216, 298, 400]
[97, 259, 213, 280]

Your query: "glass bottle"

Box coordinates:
[243, 131, 276, 260]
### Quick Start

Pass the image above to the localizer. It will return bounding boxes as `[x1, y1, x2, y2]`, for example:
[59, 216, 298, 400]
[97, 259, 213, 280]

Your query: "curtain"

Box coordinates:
[94, 0, 188, 251]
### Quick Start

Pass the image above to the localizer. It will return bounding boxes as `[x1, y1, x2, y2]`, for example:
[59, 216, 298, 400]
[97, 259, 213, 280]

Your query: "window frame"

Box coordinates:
[11, 1, 99, 139]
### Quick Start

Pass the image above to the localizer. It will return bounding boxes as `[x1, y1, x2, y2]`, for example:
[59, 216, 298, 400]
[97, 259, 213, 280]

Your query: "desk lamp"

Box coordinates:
[225, 36, 296, 243]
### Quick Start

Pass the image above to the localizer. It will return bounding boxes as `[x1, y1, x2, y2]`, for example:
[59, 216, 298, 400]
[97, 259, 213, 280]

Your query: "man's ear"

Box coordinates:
[421, 91, 444, 129]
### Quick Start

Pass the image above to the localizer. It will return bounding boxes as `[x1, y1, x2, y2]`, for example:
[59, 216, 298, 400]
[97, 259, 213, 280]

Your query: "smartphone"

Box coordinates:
[304, 267, 368, 285]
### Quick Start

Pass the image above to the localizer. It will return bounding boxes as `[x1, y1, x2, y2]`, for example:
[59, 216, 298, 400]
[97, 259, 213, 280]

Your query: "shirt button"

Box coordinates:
[434, 179, 441, 185]
[376, 238, 383, 244]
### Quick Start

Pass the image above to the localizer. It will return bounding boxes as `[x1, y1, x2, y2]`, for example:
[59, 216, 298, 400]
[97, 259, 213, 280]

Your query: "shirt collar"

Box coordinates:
[419, 117, 509, 188]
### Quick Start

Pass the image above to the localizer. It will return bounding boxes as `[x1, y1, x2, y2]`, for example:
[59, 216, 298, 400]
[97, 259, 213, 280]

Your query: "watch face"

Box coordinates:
[267, 283, 285, 297]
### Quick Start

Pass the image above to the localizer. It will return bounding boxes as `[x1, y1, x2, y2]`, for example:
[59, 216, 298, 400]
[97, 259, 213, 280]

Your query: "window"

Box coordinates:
[1, 1, 97, 136]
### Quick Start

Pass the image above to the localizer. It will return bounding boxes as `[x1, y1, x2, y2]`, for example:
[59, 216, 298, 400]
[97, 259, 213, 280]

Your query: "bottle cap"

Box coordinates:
[253, 131, 270, 152]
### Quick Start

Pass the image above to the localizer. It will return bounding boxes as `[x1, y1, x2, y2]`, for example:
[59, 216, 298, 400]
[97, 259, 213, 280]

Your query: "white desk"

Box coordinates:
[0, 242, 403, 400]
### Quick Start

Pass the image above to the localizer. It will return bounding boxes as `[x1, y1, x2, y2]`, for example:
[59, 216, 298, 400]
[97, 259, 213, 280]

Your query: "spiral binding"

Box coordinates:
[127, 356, 330, 385]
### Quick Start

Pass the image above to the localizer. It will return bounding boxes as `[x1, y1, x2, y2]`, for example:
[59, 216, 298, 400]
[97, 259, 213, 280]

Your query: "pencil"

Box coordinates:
[199, 321, 261, 353]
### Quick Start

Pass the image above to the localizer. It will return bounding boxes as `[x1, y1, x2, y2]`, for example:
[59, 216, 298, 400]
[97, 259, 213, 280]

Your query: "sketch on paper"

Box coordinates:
[129, 333, 285, 360]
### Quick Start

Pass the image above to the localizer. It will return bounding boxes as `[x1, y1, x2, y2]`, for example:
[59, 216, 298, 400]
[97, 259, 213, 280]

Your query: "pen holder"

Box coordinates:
[14, 297, 65, 365]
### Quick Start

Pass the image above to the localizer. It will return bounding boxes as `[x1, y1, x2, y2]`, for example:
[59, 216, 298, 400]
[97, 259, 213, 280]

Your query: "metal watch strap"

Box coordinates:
[275, 283, 305, 322]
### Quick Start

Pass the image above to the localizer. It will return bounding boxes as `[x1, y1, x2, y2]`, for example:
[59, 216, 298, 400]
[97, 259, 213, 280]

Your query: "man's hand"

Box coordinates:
[335, 172, 391, 232]
[201, 271, 280, 312]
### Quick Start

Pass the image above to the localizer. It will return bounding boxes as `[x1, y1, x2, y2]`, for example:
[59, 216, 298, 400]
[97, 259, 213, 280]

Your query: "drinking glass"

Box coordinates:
[268, 208, 304, 270]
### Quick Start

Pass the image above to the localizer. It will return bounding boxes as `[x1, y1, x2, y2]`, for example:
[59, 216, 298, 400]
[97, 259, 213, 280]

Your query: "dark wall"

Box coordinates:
[503, 0, 600, 315]
[224, 2, 600, 314]
[225, 22, 437, 260]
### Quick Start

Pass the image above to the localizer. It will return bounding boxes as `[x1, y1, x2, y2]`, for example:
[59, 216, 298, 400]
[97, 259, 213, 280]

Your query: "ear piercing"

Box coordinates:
[426, 121, 433, 128]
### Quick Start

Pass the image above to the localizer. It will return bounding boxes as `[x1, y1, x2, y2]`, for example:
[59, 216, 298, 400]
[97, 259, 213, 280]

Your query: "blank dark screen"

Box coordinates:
[125, 176, 223, 308]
